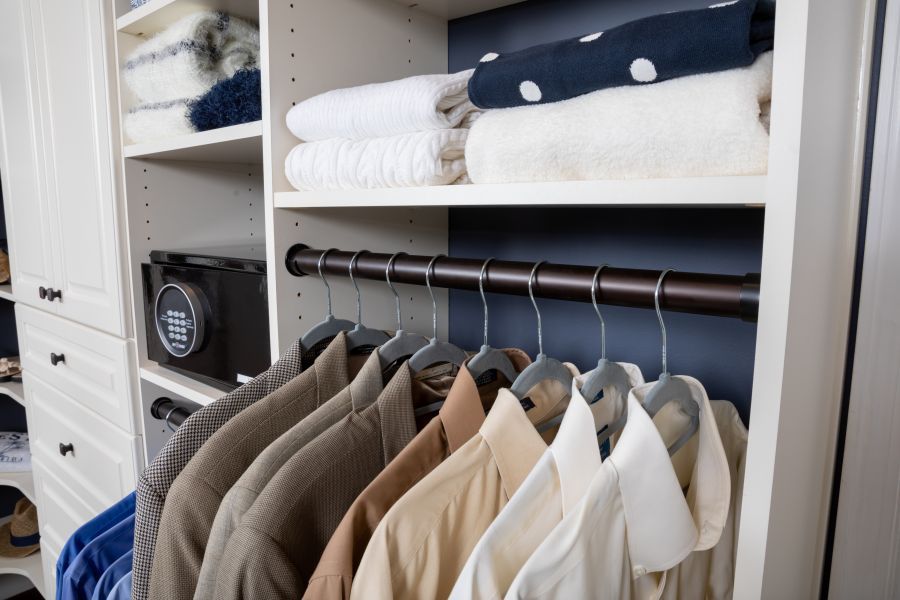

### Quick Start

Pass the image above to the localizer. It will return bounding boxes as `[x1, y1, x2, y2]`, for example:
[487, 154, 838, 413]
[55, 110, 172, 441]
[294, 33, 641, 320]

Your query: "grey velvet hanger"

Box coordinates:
[300, 248, 355, 352]
[408, 254, 468, 374]
[345, 250, 391, 352]
[465, 258, 520, 385]
[378, 252, 428, 370]
[582, 264, 634, 445]
[641, 269, 700, 456]
[511, 261, 574, 405]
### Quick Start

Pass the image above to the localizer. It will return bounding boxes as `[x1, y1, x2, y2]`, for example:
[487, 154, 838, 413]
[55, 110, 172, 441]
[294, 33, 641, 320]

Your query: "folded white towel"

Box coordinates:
[124, 99, 195, 143]
[123, 11, 259, 104]
[466, 52, 773, 184]
[285, 129, 468, 191]
[286, 70, 477, 142]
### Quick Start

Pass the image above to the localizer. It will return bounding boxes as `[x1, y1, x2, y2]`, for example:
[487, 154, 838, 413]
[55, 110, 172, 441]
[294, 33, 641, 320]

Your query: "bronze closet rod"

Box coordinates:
[285, 245, 761, 322]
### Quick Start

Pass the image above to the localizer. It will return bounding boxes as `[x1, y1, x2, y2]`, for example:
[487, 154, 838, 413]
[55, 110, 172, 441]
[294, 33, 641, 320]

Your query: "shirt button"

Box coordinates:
[633, 566, 647, 577]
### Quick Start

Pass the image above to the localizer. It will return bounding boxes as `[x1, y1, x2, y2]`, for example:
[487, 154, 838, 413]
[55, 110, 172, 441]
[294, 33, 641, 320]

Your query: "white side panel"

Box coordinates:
[829, 0, 900, 595]
[734, 0, 876, 597]
[0, 0, 58, 310]
[31, 0, 128, 336]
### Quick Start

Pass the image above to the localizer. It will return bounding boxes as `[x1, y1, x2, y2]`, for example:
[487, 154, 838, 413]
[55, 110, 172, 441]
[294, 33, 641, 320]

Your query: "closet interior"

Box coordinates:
[0, 0, 871, 595]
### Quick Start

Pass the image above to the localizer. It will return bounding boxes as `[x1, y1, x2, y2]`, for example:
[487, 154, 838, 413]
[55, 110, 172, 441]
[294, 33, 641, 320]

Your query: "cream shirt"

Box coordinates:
[506, 376, 745, 600]
[450, 364, 645, 600]
[350, 369, 578, 600]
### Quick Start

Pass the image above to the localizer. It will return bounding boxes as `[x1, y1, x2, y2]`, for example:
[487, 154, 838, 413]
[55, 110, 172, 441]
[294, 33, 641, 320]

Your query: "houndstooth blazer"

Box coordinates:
[131, 338, 309, 600]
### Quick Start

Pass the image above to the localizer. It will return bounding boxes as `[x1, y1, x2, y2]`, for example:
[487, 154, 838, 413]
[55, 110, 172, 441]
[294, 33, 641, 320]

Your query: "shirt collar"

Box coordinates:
[439, 349, 533, 452]
[348, 349, 385, 412]
[575, 362, 645, 435]
[480, 389, 550, 499]
[610, 376, 730, 575]
[550, 384, 605, 513]
[312, 332, 352, 404]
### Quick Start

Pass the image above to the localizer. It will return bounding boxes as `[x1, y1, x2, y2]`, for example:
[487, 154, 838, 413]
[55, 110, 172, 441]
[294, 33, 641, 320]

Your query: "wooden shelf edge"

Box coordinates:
[140, 365, 222, 407]
[117, 0, 259, 35]
[0, 550, 44, 596]
[123, 121, 263, 162]
[0, 471, 36, 505]
[0, 284, 15, 302]
[274, 175, 768, 209]
[0, 382, 25, 407]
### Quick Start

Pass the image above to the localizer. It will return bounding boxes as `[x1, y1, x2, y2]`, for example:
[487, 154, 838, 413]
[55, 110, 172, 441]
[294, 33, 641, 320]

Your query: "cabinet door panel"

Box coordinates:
[0, 0, 57, 309]
[31, 0, 126, 335]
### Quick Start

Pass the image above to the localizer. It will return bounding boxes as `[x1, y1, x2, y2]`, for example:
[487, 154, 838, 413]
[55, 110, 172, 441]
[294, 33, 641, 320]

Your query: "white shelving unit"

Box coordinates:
[0, 551, 44, 597]
[123, 121, 263, 163]
[117, 0, 259, 35]
[104, 0, 877, 596]
[0, 382, 24, 407]
[0, 285, 14, 303]
[275, 176, 768, 208]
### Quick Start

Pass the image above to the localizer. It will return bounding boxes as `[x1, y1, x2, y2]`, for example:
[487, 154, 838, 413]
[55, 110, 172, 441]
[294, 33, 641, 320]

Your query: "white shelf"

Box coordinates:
[0, 471, 35, 505]
[274, 175, 768, 208]
[0, 550, 44, 596]
[123, 121, 263, 163]
[117, 0, 259, 36]
[0, 284, 14, 302]
[398, 0, 525, 19]
[140, 364, 223, 407]
[0, 382, 24, 407]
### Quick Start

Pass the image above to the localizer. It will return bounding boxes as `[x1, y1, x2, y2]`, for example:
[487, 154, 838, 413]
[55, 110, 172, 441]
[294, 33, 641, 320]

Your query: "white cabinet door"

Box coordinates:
[0, 0, 58, 310]
[29, 0, 127, 336]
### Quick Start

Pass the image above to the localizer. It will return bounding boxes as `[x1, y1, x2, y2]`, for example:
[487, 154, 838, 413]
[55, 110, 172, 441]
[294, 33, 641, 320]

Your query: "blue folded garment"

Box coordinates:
[188, 68, 261, 132]
[467, 0, 776, 109]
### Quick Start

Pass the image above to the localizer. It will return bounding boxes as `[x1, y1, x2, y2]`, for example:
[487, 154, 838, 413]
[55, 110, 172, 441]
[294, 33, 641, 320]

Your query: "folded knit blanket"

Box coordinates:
[189, 69, 262, 131]
[285, 129, 468, 191]
[466, 52, 772, 184]
[468, 0, 775, 109]
[124, 99, 195, 144]
[123, 11, 259, 105]
[286, 70, 477, 142]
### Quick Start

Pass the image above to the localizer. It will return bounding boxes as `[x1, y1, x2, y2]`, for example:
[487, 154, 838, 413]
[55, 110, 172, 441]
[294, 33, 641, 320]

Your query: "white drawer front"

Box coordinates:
[33, 458, 94, 561]
[16, 304, 137, 432]
[39, 539, 60, 600]
[27, 374, 142, 512]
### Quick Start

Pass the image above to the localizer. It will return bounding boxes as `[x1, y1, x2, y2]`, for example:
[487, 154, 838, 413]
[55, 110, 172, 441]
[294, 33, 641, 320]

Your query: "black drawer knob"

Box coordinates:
[46, 288, 62, 302]
[38, 287, 48, 300]
[50, 353, 65, 366]
[58, 443, 74, 457]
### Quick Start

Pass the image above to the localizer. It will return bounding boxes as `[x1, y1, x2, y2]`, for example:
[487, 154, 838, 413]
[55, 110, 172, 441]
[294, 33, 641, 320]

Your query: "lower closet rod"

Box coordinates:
[285, 245, 761, 322]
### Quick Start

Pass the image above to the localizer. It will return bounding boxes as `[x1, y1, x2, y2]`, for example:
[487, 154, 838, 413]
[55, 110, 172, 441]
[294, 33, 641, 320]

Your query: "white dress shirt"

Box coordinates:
[506, 376, 740, 600]
[449, 364, 645, 600]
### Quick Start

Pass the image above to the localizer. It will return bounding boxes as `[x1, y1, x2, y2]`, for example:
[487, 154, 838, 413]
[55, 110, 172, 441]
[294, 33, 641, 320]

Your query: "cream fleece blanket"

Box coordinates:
[285, 129, 468, 191]
[123, 11, 259, 105]
[286, 70, 477, 142]
[466, 52, 772, 183]
[124, 100, 194, 143]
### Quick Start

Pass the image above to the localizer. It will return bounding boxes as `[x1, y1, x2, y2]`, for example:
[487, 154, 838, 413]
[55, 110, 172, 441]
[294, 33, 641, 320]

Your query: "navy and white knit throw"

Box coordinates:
[467, 0, 776, 109]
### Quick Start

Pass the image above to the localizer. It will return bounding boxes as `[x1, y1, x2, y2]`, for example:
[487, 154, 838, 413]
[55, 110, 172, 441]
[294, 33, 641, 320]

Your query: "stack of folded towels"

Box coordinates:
[123, 11, 262, 143]
[284, 71, 479, 191]
[464, 0, 777, 182]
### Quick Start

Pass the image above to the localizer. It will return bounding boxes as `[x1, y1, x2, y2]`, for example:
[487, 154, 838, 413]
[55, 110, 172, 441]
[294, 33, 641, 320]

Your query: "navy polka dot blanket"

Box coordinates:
[467, 0, 775, 109]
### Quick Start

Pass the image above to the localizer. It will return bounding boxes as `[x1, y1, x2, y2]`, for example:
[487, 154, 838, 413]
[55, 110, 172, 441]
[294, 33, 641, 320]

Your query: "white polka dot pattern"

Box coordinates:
[579, 32, 603, 43]
[519, 80, 542, 102]
[480, 52, 500, 62]
[629, 58, 658, 83]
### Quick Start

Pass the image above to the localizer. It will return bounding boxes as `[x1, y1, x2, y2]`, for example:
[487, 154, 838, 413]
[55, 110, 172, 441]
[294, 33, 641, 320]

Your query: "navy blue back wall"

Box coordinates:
[446, 1, 765, 422]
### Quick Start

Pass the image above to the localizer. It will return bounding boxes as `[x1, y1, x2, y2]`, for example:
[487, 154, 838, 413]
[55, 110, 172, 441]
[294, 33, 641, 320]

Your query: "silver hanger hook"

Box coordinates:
[317, 248, 338, 318]
[348, 251, 368, 325]
[591, 264, 610, 360]
[654, 269, 676, 375]
[425, 254, 445, 340]
[528, 261, 547, 356]
[479, 258, 495, 348]
[385, 252, 406, 330]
